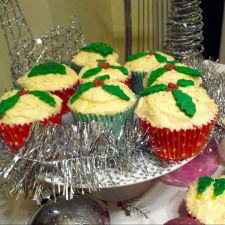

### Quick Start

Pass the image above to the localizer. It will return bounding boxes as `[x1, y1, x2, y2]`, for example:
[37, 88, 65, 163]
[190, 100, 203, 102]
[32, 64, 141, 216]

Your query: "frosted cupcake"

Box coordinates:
[135, 80, 218, 160]
[17, 61, 78, 113]
[68, 76, 136, 133]
[125, 49, 175, 94]
[143, 62, 202, 89]
[185, 176, 225, 224]
[72, 42, 119, 72]
[0, 89, 63, 153]
[79, 60, 131, 87]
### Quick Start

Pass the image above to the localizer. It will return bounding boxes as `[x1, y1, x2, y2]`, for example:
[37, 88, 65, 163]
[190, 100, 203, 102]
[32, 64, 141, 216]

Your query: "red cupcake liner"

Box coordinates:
[0, 109, 62, 154]
[139, 116, 217, 160]
[51, 83, 78, 114]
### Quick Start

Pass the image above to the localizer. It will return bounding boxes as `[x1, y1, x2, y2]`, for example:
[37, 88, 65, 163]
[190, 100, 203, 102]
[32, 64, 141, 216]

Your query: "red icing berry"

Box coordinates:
[102, 62, 110, 69]
[18, 90, 29, 95]
[165, 64, 175, 71]
[166, 82, 179, 92]
[93, 80, 104, 87]
[148, 51, 154, 56]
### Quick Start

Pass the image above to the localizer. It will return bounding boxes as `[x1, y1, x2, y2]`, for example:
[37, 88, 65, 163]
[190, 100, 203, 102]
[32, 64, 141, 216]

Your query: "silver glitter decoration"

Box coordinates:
[164, 0, 204, 62]
[0, 120, 193, 201]
[29, 195, 110, 225]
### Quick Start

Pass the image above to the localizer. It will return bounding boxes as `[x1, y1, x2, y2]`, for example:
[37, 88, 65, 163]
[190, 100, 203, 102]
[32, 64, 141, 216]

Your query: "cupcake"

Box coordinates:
[125, 49, 175, 94]
[143, 62, 202, 89]
[68, 76, 136, 133]
[185, 176, 225, 224]
[71, 42, 119, 72]
[135, 80, 218, 160]
[79, 60, 131, 87]
[0, 89, 63, 153]
[17, 61, 78, 113]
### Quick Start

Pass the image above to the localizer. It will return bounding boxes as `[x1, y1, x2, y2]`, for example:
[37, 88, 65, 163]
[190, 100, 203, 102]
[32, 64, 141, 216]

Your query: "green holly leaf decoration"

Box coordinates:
[101, 84, 130, 101]
[0, 93, 20, 117]
[81, 42, 113, 57]
[177, 79, 195, 87]
[82, 66, 102, 78]
[174, 66, 202, 77]
[70, 82, 94, 104]
[29, 90, 56, 107]
[95, 75, 110, 81]
[140, 84, 167, 96]
[28, 62, 66, 77]
[147, 67, 168, 87]
[109, 65, 129, 75]
[172, 89, 196, 117]
[127, 52, 148, 61]
[154, 52, 168, 63]
[213, 178, 225, 197]
[167, 60, 179, 65]
[197, 176, 214, 195]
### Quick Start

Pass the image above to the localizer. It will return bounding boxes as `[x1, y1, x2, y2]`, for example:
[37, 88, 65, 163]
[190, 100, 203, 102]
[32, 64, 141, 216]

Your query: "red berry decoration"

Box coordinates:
[17, 90, 29, 95]
[93, 80, 104, 87]
[166, 82, 179, 92]
[148, 51, 154, 56]
[102, 62, 110, 69]
[165, 64, 175, 71]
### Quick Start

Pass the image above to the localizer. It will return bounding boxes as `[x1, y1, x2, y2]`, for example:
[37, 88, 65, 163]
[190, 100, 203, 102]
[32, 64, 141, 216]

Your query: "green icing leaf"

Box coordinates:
[140, 84, 167, 96]
[177, 79, 195, 87]
[82, 66, 102, 78]
[81, 42, 113, 57]
[214, 178, 225, 197]
[197, 176, 214, 195]
[109, 65, 129, 75]
[95, 75, 110, 81]
[97, 59, 107, 63]
[167, 60, 179, 65]
[70, 82, 94, 104]
[174, 66, 202, 77]
[127, 52, 148, 61]
[172, 89, 196, 117]
[154, 52, 168, 63]
[147, 67, 168, 87]
[0, 93, 20, 117]
[101, 84, 130, 101]
[29, 91, 56, 107]
[28, 62, 66, 77]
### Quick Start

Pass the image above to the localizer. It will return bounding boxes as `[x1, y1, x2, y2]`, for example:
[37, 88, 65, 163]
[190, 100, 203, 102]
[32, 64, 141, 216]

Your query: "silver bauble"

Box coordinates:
[29, 195, 110, 225]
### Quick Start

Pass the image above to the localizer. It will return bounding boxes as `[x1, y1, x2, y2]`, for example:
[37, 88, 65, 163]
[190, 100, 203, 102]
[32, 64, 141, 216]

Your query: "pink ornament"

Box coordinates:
[164, 217, 203, 225]
[161, 138, 220, 187]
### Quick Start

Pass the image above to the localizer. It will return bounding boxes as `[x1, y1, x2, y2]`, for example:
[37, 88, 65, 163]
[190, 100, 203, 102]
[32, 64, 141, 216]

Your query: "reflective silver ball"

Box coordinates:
[29, 195, 110, 225]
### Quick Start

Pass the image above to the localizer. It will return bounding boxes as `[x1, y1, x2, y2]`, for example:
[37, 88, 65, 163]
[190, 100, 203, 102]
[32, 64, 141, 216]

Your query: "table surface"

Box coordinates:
[0, 61, 224, 224]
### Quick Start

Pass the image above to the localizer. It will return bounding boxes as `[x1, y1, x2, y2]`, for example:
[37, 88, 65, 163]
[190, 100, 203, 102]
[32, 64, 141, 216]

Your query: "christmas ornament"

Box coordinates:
[164, 217, 203, 225]
[29, 195, 110, 225]
[160, 138, 220, 187]
[164, 0, 204, 62]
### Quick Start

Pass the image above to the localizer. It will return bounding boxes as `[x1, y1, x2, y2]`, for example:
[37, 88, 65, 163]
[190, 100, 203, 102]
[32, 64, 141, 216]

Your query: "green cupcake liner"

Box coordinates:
[71, 107, 135, 135]
[70, 62, 83, 74]
[130, 71, 147, 95]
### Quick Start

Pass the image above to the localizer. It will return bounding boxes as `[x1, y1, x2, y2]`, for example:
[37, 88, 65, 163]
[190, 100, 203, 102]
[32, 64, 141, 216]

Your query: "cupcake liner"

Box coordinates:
[70, 62, 83, 74]
[0, 109, 62, 153]
[139, 116, 217, 160]
[71, 107, 135, 135]
[130, 71, 147, 94]
[51, 83, 78, 114]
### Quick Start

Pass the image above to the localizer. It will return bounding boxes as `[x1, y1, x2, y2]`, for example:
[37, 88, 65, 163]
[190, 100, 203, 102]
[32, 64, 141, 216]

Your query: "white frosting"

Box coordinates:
[78, 61, 131, 83]
[17, 65, 78, 91]
[185, 176, 225, 224]
[124, 51, 174, 72]
[68, 81, 136, 115]
[0, 90, 62, 125]
[72, 51, 119, 66]
[135, 86, 218, 130]
[143, 63, 202, 88]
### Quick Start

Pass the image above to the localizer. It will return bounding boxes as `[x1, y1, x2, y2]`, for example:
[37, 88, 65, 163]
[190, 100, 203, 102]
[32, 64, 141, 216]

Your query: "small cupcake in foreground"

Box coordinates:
[79, 59, 131, 87]
[135, 80, 218, 160]
[17, 61, 78, 113]
[125, 49, 175, 94]
[72, 42, 119, 72]
[143, 62, 202, 89]
[185, 176, 225, 224]
[68, 76, 136, 133]
[0, 89, 63, 153]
